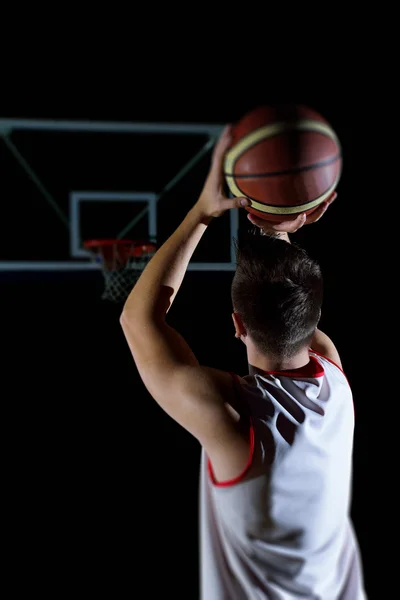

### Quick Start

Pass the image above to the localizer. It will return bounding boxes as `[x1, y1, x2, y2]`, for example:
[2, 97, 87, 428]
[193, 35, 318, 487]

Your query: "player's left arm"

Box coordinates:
[120, 127, 249, 443]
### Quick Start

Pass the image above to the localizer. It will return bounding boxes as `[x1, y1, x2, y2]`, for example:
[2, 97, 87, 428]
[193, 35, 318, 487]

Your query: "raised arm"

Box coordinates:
[119, 127, 250, 448]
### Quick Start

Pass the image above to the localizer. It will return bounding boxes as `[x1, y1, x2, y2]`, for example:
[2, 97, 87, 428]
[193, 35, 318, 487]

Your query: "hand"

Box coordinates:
[247, 192, 337, 234]
[194, 126, 250, 220]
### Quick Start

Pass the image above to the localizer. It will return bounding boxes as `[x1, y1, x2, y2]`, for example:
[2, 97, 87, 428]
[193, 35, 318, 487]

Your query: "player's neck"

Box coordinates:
[246, 344, 310, 374]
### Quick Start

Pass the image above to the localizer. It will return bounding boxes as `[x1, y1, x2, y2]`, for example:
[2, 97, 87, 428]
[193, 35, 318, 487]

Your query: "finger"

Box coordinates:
[205, 127, 232, 191]
[209, 125, 232, 185]
[224, 197, 250, 210]
[273, 213, 307, 233]
[326, 191, 337, 206]
[304, 201, 330, 225]
[211, 125, 232, 168]
[258, 213, 306, 233]
[247, 212, 306, 234]
[247, 213, 267, 226]
[247, 213, 275, 229]
[306, 192, 336, 223]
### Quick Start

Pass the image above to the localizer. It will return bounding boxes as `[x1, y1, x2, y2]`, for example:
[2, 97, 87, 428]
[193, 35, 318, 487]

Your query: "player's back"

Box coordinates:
[200, 351, 366, 599]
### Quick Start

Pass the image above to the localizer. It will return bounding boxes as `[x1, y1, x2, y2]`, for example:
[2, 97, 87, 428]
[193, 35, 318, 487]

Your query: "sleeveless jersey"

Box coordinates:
[200, 351, 366, 599]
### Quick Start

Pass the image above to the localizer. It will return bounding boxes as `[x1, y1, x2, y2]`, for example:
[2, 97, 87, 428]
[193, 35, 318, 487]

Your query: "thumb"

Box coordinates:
[226, 197, 250, 210]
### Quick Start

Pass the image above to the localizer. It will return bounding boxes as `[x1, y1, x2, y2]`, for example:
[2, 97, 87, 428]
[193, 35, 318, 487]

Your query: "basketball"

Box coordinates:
[224, 104, 342, 222]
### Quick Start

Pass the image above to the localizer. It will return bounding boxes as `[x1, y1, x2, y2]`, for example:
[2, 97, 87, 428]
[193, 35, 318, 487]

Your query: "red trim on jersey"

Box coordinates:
[310, 349, 349, 382]
[267, 354, 324, 379]
[310, 349, 354, 414]
[208, 423, 255, 488]
[208, 373, 255, 488]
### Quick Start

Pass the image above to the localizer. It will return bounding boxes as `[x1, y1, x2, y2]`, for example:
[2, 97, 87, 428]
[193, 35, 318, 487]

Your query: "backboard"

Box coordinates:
[0, 119, 239, 272]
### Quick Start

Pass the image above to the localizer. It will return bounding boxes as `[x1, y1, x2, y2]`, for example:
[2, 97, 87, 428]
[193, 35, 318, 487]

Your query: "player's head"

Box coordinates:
[231, 231, 323, 360]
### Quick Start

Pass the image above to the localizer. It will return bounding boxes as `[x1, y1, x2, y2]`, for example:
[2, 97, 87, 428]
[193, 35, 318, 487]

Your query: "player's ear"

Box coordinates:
[232, 312, 246, 338]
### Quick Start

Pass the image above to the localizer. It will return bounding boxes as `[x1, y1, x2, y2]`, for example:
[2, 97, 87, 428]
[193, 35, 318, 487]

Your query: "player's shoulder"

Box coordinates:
[310, 349, 350, 388]
[310, 328, 343, 369]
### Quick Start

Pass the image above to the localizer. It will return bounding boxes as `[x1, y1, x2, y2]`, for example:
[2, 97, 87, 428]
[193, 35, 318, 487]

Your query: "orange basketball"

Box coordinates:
[224, 104, 342, 222]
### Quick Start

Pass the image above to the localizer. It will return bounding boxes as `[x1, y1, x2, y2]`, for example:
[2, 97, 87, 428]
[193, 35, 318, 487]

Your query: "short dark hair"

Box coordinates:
[231, 230, 323, 359]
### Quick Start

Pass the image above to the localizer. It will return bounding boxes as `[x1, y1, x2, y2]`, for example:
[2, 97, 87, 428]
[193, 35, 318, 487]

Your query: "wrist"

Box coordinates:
[260, 229, 290, 243]
[278, 232, 290, 243]
[190, 201, 214, 226]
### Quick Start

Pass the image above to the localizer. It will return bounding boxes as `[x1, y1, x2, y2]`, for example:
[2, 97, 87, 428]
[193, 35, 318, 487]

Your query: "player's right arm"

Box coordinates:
[310, 327, 342, 368]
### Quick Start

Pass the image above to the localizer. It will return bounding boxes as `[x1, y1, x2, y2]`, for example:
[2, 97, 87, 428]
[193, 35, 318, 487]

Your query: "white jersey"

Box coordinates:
[200, 351, 366, 599]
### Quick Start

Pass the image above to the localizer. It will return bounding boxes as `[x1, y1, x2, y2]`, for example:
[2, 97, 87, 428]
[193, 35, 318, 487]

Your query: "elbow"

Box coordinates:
[120, 309, 133, 328]
[120, 307, 148, 331]
[120, 310, 133, 331]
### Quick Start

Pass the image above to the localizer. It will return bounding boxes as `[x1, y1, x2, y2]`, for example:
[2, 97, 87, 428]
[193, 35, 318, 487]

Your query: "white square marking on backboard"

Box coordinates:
[69, 192, 157, 259]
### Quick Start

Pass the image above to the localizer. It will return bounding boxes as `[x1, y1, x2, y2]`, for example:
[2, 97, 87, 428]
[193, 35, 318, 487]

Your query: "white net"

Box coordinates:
[85, 240, 156, 302]
[100, 266, 143, 302]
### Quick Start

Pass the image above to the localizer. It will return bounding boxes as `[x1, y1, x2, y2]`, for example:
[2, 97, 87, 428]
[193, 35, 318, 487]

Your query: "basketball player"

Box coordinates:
[120, 127, 366, 599]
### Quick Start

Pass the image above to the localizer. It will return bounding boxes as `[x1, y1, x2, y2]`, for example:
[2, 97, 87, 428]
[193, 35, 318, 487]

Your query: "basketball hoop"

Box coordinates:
[84, 239, 157, 302]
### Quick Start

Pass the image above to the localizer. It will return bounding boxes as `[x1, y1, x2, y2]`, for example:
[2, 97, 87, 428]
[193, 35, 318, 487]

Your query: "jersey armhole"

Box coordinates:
[310, 350, 354, 416]
[207, 373, 255, 488]
[310, 348, 349, 382]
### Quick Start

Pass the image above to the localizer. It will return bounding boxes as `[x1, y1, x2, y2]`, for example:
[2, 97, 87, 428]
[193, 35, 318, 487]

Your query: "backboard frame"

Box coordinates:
[0, 118, 238, 272]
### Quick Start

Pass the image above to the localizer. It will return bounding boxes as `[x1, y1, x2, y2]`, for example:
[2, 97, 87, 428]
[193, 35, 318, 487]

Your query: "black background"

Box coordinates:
[2, 87, 386, 598]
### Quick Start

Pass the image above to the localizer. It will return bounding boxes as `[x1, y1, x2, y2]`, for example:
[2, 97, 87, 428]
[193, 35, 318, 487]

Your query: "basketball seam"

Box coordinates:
[224, 154, 341, 179]
[235, 176, 340, 214]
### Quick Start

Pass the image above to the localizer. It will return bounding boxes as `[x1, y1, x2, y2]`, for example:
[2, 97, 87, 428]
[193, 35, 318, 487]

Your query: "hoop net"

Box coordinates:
[84, 239, 156, 302]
